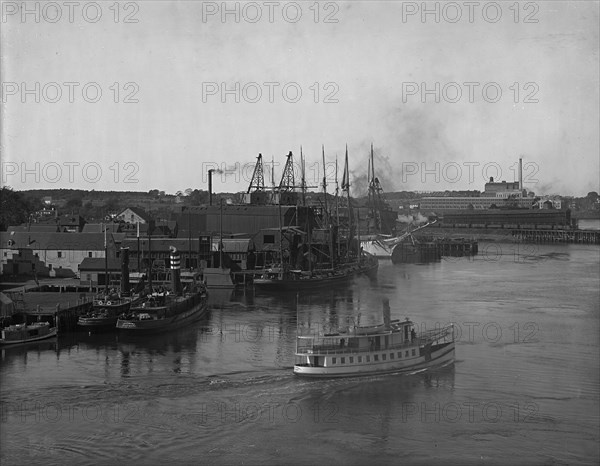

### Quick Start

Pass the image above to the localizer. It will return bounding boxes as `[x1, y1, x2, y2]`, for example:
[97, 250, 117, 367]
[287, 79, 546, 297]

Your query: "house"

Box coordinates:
[0, 248, 50, 278]
[35, 205, 57, 219]
[78, 257, 122, 288]
[33, 214, 87, 232]
[8, 214, 87, 233]
[115, 207, 152, 225]
[82, 223, 122, 234]
[153, 220, 177, 237]
[120, 222, 150, 238]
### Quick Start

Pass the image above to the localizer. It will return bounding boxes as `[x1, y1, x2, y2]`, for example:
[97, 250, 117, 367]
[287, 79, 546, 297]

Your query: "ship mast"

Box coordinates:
[368, 143, 378, 232]
[147, 222, 152, 290]
[367, 143, 393, 234]
[367, 155, 372, 234]
[321, 145, 329, 223]
[271, 155, 276, 202]
[277, 197, 284, 278]
[300, 149, 312, 274]
[300, 146, 306, 207]
[219, 198, 224, 269]
[335, 155, 340, 259]
[103, 223, 108, 294]
[342, 145, 352, 259]
[322, 146, 334, 269]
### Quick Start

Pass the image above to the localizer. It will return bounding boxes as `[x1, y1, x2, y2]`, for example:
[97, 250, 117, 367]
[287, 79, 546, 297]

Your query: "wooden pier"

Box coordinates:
[435, 239, 479, 256]
[512, 229, 600, 244]
[2, 290, 93, 333]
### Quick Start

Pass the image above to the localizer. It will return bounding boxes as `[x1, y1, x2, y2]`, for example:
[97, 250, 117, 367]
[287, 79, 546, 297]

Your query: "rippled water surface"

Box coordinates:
[1, 243, 599, 465]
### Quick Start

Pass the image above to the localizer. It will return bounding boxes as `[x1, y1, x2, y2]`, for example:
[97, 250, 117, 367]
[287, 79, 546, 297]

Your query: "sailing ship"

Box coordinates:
[293, 299, 455, 377]
[365, 144, 398, 236]
[253, 147, 379, 291]
[253, 252, 378, 291]
[1, 321, 57, 345]
[360, 144, 439, 258]
[116, 247, 209, 334]
[361, 220, 437, 258]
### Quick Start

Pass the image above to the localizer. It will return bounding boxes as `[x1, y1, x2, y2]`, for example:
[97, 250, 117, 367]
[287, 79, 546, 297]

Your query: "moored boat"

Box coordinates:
[0, 322, 57, 345]
[116, 247, 209, 334]
[361, 220, 438, 259]
[116, 284, 208, 334]
[254, 252, 378, 291]
[293, 299, 454, 377]
[78, 294, 142, 332]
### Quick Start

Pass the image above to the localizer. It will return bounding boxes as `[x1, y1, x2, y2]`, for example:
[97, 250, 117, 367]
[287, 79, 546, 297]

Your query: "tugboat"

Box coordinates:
[78, 247, 140, 332]
[116, 247, 208, 334]
[78, 293, 141, 332]
[293, 299, 455, 377]
[1, 322, 57, 345]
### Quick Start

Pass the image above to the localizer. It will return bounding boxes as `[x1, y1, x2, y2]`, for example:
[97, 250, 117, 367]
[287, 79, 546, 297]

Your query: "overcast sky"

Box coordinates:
[2, 1, 598, 197]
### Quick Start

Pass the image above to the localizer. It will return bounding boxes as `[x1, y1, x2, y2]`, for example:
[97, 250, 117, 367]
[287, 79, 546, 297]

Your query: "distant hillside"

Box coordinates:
[10, 188, 599, 226]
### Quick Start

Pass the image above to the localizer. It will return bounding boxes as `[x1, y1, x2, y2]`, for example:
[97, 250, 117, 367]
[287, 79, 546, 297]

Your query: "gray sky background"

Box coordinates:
[1, 1, 598, 196]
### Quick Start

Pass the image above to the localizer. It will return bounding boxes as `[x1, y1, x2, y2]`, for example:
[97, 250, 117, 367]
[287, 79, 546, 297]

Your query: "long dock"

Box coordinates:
[512, 229, 600, 244]
[2, 290, 93, 333]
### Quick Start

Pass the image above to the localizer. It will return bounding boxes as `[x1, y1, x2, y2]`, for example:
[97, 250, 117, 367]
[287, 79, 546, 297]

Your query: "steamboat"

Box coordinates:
[293, 299, 455, 377]
[78, 293, 141, 332]
[116, 247, 209, 334]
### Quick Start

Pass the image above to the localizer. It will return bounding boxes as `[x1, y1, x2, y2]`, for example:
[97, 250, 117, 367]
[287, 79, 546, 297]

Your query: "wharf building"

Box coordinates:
[433, 209, 574, 230]
[420, 157, 532, 211]
[0, 231, 124, 279]
[420, 177, 531, 211]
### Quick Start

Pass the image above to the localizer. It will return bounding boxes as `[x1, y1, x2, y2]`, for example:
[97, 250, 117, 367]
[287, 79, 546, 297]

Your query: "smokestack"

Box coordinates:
[519, 157, 523, 191]
[382, 298, 391, 329]
[169, 246, 182, 294]
[120, 247, 130, 296]
[208, 169, 214, 206]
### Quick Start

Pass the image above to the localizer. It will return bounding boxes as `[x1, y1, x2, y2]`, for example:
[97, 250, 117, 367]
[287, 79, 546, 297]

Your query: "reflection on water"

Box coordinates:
[1, 244, 598, 465]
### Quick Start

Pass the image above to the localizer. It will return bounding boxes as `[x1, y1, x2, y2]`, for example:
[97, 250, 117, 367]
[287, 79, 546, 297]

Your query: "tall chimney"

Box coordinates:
[519, 156, 523, 192]
[208, 169, 213, 206]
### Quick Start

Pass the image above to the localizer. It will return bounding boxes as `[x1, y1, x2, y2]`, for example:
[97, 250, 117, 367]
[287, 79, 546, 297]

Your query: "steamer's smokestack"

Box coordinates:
[169, 246, 182, 294]
[382, 298, 391, 329]
[519, 156, 523, 192]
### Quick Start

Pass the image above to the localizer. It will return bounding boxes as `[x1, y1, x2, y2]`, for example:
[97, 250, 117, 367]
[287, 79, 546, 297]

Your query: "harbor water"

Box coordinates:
[1, 243, 598, 465]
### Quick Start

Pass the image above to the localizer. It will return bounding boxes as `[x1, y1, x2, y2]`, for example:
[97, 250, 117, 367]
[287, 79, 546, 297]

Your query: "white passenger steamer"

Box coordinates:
[294, 299, 454, 377]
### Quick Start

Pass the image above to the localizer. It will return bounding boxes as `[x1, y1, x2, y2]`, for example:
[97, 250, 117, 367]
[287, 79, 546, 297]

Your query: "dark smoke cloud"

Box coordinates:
[348, 143, 404, 197]
[387, 105, 460, 164]
[345, 105, 462, 195]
